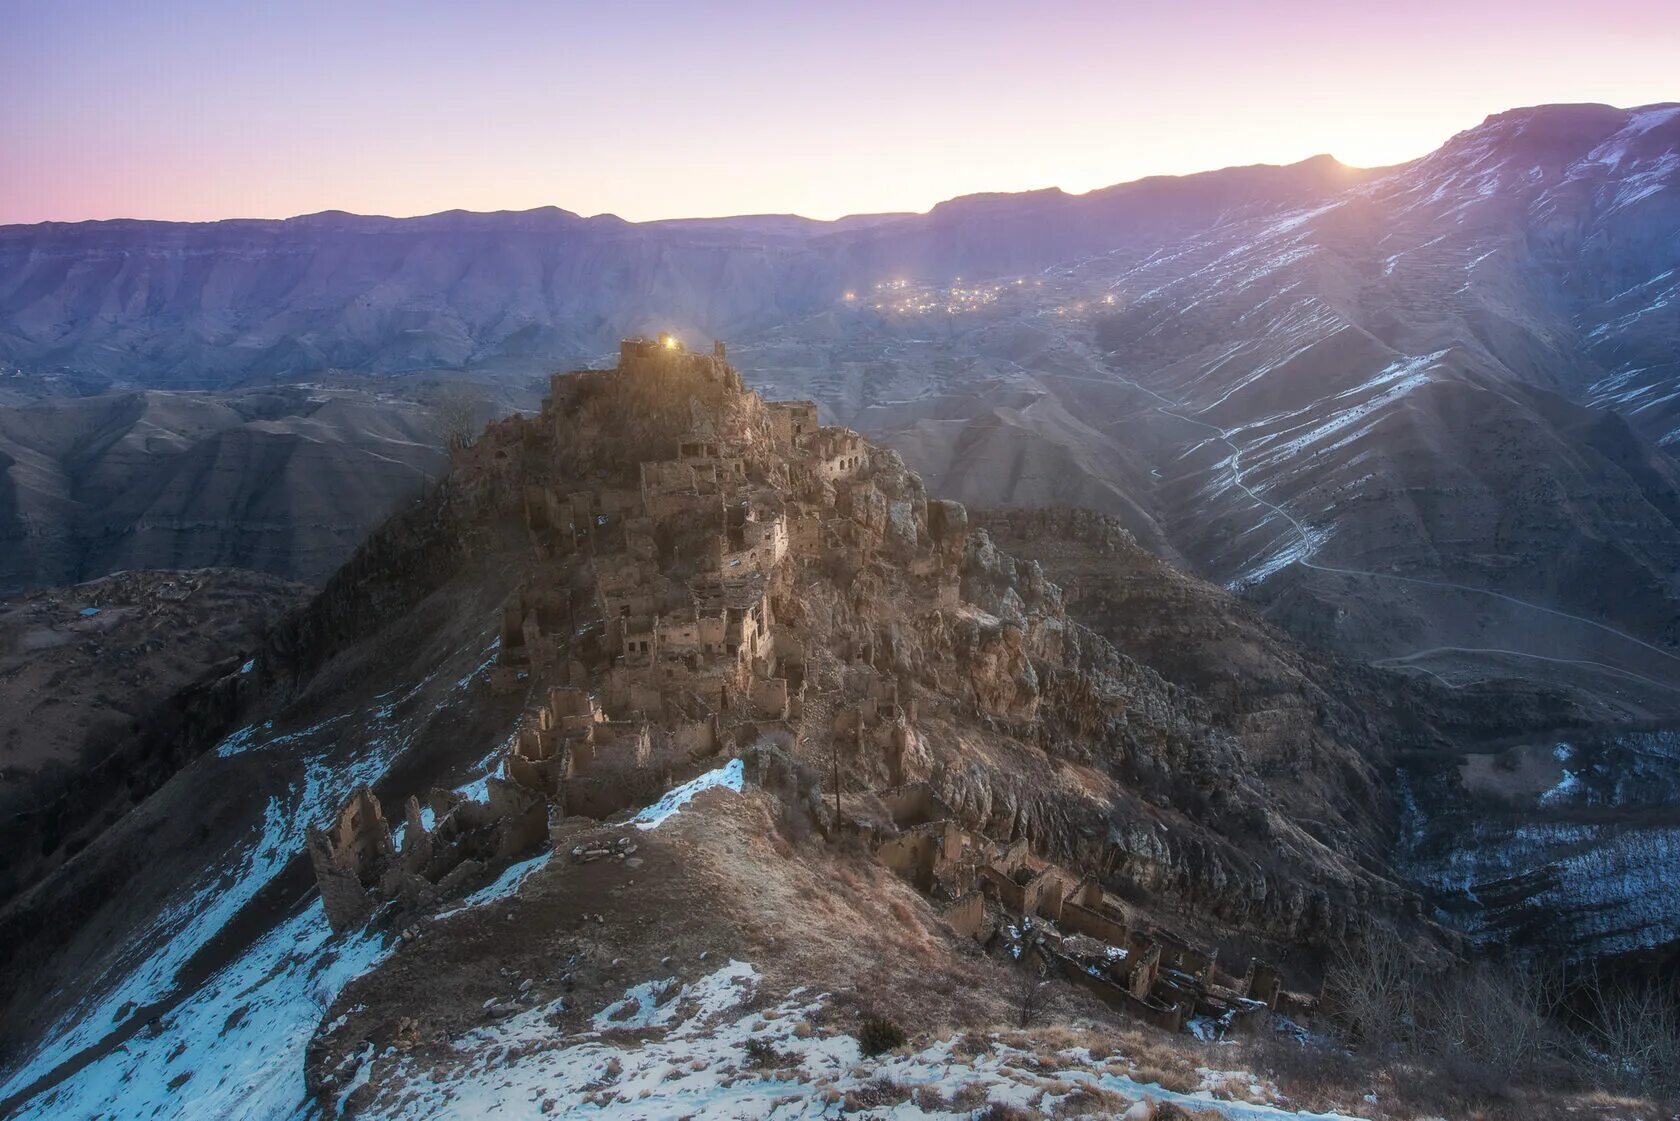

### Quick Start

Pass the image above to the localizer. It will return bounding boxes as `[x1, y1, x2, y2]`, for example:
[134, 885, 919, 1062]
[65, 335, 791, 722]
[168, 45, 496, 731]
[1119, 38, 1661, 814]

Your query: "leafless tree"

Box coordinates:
[428, 384, 484, 449]
[1422, 957, 1563, 1076]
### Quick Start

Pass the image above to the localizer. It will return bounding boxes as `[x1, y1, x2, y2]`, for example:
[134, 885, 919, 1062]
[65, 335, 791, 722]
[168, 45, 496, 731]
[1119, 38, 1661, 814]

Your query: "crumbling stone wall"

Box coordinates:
[1061, 900, 1130, 946]
[940, 890, 987, 940]
[1244, 958, 1283, 1010]
[767, 400, 819, 450]
[307, 787, 396, 933]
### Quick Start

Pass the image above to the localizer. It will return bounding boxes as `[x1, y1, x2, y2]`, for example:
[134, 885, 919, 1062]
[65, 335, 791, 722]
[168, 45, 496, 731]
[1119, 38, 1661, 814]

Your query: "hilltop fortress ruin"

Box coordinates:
[307, 335, 1397, 1035]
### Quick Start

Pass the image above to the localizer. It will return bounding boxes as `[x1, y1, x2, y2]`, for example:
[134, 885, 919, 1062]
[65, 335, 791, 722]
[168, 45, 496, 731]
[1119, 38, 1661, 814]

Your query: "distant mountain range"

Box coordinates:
[0, 155, 1366, 386]
[2, 102, 1678, 723]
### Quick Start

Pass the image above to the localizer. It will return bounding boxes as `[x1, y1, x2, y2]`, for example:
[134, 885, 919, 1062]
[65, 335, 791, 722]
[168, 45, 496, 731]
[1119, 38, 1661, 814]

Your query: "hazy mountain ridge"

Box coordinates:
[5, 104, 1680, 1120]
[710, 102, 1680, 713]
[0, 154, 1365, 387]
[1072, 102, 1680, 690]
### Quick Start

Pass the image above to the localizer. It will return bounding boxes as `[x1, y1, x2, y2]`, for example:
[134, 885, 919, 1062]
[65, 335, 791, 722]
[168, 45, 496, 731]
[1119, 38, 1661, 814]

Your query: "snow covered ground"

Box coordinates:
[11, 903, 390, 1120]
[351, 961, 1371, 1121]
[0, 637, 503, 1117]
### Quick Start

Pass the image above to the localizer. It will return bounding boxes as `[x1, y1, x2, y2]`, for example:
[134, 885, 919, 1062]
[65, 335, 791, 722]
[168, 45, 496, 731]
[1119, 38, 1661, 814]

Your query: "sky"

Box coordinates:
[2, 0, 1677, 225]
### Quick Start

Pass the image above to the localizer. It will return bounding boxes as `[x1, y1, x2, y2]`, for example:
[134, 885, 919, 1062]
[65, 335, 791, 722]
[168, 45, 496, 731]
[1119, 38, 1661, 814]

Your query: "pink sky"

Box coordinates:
[2, 0, 1676, 225]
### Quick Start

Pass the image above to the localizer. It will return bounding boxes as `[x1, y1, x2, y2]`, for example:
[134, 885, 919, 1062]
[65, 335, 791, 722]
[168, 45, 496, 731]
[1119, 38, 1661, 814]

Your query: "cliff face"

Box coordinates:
[971, 505, 1592, 795]
[971, 506, 1680, 966]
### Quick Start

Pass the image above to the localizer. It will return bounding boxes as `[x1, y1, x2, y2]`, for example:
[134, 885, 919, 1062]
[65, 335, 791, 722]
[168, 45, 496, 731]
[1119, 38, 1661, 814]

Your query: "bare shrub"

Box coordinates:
[1581, 972, 1680, 1102]
[1051, 1083, 1131, 1117]
[843, 1078, 910, 1111]
[1322, 922, 1418, 1056]
[428, 384, 485, 448]
[1422, 958, 1568, 1081]
[741, 1037, 786, 1067]
[858, 1015, 906, 1057]
[1318, 922, 1680, 1111]
[1240, 1033, 1373, 1114]
[912, 1085, 947, 1111]
[1013, 958, 1051, 1029]
[947, 1081, 989, 1111]
[975, 1105, 1036, 1121]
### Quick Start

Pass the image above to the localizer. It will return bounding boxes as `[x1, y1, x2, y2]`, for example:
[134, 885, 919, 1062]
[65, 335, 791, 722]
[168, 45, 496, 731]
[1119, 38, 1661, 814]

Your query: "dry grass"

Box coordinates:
[1050, 1082, 1132, 1117]
[1155, 1104, 1230, 1120]
[337, 782, 1669, 1121]
[1239, 1032, 1674, 1121]
[912, 1085, 948, 1111]
[948, 1081, 990, 1111]
[974, 1105, 1037, 1121]
[1129, 1062, 1198, 1094]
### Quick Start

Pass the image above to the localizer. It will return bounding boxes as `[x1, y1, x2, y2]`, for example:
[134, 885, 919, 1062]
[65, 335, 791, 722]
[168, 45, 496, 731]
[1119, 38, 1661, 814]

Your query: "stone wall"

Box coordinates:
[1061, 900, 1130, 946]
[940, 891, 987, 940]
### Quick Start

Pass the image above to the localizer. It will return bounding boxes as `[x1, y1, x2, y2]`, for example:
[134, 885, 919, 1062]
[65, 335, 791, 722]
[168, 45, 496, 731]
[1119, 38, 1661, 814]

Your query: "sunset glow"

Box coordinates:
[3, 0, 1677, 225]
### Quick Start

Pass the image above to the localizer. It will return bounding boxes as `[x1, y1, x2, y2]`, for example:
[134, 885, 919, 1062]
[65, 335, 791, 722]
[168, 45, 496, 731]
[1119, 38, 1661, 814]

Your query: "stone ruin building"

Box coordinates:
[474, 333, 932, 828]
[307, 778, 548, 934]
[307, 335, 1307, 1037]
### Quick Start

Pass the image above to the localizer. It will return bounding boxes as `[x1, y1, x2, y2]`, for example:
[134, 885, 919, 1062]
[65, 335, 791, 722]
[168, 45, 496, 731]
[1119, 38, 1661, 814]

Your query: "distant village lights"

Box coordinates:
[845, 274, 1115, 322]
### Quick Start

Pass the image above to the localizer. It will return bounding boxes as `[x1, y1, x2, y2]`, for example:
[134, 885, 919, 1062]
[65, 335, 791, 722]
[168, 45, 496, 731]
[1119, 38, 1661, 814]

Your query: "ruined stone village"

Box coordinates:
[307, 336, 1297, 1040]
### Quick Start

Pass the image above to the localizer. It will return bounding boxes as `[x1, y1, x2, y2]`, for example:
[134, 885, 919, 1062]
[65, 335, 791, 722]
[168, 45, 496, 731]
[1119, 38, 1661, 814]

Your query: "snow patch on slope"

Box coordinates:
[0, 640, 490, 1112]
[358, 962, 1372, 1120]
[633, 758, 746, 830]
[9, 904, 391, 1120]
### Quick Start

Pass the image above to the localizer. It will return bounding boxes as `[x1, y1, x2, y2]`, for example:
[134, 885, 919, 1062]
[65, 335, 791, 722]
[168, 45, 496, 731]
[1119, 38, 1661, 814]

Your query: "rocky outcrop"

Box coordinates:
[408, 342, 1438, 951]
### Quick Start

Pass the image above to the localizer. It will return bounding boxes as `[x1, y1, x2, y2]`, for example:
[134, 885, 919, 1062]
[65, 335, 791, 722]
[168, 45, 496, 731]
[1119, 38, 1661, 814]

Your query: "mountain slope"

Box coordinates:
[0, 386, 451, 593]
[718, 103, 1680, 715]
[5, 106, 1676, 711]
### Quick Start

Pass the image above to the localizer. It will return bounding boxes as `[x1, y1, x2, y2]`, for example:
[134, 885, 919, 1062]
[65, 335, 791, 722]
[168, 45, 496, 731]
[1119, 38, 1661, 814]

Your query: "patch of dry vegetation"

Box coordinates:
[1239, 923, 1680, 1120]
